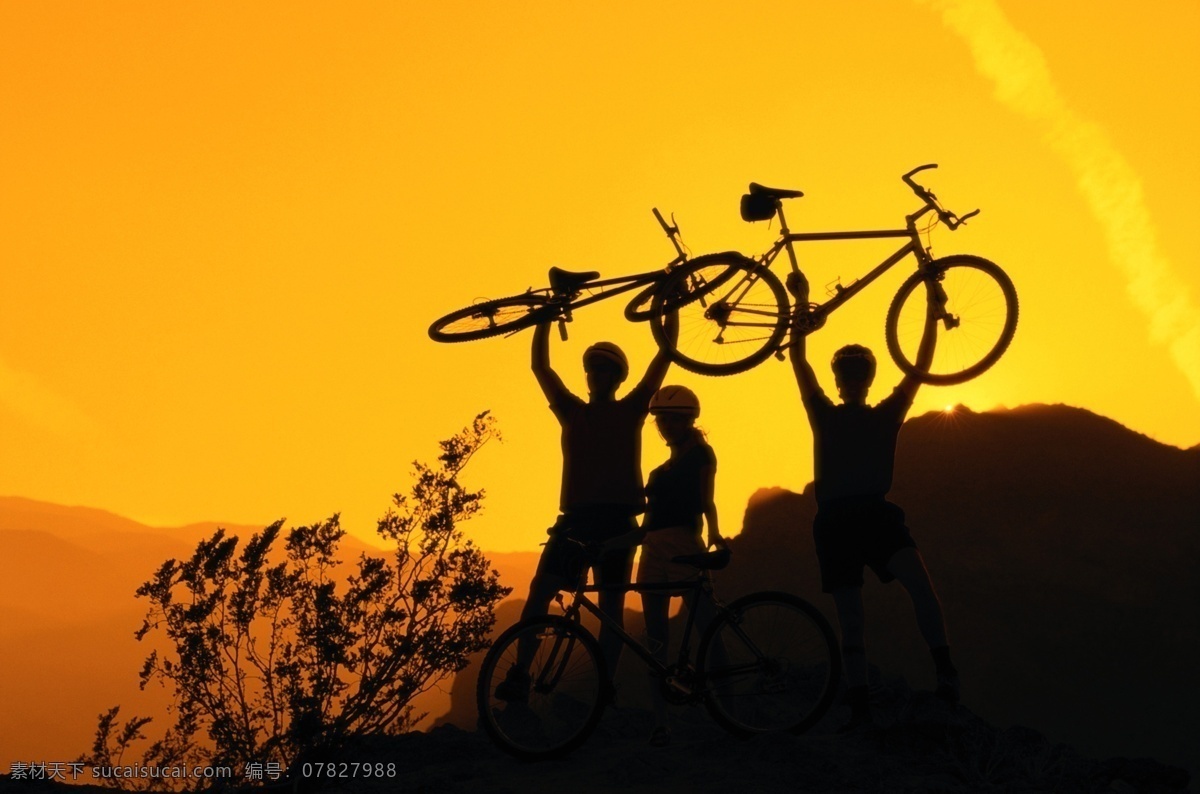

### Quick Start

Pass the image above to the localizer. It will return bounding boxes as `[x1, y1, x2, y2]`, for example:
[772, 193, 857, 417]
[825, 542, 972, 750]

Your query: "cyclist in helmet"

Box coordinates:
[494, 308, 679, 703]
[604, 384, 726, 746]
[788, 272, 958, 731]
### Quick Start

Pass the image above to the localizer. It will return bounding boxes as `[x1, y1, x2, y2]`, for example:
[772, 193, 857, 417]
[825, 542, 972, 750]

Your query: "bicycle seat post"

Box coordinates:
[775, 203, 803, 274]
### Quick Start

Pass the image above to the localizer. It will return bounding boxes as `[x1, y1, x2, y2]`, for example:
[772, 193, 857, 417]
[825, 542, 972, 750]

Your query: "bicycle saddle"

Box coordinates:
[741, 183, 804, 222]
[549, 266, 600, 294]
[671, 545, 732, 571]
[748, 182, 804, 200]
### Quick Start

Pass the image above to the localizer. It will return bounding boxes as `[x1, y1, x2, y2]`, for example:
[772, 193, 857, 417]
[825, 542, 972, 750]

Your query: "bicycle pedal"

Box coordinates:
[667, 680, 693, 696]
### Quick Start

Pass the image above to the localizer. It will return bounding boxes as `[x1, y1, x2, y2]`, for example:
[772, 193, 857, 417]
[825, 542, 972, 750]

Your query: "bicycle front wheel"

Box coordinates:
[429, 294, 552, 342]
[476, 616, 608, 760]
[650, 257, 789, 376]
[699, 592, 840, 736]
[885, 255, 1018, 385]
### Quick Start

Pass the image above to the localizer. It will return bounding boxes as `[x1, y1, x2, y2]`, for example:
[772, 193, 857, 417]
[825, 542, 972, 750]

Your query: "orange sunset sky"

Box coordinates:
[2, 1, 1198, 553]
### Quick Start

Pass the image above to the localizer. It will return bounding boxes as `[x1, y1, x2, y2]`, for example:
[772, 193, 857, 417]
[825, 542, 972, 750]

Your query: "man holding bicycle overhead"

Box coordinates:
[494, 309, 679, 703]
[787, 271, 958, 731]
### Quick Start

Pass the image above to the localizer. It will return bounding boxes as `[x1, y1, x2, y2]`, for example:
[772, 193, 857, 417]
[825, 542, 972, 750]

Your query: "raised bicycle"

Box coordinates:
[647, 164, 1018, 382]
[427, 208, 756, 343]
[476, 544, 840, 760]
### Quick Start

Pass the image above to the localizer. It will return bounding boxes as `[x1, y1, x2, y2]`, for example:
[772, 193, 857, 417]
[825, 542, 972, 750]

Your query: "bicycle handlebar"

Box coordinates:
[902, 163, 939, 181]
[901, 163, 979, 230]
[652, 206, 671, 233]
[902, 163, 939, 205]
[653, 207, 687, 258]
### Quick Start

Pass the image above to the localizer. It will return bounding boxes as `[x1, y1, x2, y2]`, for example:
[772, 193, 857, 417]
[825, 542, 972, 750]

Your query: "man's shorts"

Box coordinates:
[535, 508, 637, 589]
[812, 496, 917, 593]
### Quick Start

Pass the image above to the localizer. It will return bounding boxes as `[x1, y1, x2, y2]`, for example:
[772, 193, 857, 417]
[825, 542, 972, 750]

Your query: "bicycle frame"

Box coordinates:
[547, 269, 662, 311]
[552, 576, 777, 695]
[768, 201, 939, 326]
[552, 580, 709, 680]
[692, 199, 951, 354]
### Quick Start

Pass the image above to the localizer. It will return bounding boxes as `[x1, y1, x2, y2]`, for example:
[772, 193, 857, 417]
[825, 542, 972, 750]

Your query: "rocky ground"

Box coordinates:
[1, 676, 1191, 793]
[308, 676, 1192, 794]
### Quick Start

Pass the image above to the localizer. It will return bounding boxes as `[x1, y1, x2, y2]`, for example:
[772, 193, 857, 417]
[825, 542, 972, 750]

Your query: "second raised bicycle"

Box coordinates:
[648, 164, 1019, 383]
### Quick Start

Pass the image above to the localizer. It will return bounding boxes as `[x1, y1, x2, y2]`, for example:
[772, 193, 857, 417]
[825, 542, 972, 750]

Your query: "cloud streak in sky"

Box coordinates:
[0, 356, 97, 438]
[919, 0, 1200, 402]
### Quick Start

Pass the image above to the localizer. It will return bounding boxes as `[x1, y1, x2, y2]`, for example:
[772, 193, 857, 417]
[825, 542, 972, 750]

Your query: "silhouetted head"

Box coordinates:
[583, 342, 628, 399]
[650, 385, 700, 446]
[831, 345, 876, 404]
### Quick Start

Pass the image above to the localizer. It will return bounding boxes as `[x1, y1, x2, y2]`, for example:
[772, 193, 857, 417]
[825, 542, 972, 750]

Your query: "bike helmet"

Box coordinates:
[583, 342, 629, 381]
[649, 385, 700, 417]
[831, 344, 876, 383]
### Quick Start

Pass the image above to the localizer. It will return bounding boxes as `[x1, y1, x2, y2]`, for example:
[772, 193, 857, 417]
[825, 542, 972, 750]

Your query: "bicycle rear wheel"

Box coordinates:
[476, 616, 607, 760]
[429, 294, 552, 342]
[699, 592, 839, 736]
[885, 255, 1018, 385]
[650, 257, 789, 376]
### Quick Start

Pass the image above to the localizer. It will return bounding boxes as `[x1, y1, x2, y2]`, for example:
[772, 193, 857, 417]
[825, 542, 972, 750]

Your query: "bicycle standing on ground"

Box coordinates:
[476, 541, 841, 760]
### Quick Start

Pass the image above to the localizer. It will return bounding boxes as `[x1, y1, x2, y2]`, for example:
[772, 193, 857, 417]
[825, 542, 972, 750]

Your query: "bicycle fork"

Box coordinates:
[924, 268, 961, 331]
[534, 622, 578, 694]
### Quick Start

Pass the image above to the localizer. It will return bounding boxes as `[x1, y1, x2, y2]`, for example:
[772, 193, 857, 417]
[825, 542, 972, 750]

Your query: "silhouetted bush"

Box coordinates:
[81, 413, 510, 790]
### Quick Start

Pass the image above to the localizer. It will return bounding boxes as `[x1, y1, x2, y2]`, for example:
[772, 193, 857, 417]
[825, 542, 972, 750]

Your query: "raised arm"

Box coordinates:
[787, 272, 822, 403]
[532, 319, 571, 406]
[895, 281, 939, 404]
[629, 308, 678, 403]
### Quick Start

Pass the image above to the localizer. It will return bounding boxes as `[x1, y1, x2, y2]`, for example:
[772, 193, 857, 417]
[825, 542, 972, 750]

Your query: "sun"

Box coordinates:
[944, 405, 956, 414]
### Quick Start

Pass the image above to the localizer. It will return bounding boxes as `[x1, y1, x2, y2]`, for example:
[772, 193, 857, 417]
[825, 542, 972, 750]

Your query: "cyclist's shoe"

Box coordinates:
[494, 670, 531, 704]
[838, 685, 872, 734]
[935, 673, 961, 706]
[649, 725, 671, 747]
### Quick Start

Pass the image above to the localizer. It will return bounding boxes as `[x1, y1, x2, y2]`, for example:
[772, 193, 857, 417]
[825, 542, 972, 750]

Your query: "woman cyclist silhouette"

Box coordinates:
[606, 384, 727, 746]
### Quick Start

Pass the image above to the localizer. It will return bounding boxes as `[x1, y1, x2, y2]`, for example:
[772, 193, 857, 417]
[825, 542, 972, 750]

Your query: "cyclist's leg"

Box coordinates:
[637, 528, 695, 743]
[640, 591, 671, 736]
[886, 546, 959, 700]
[830, 587, 867, 688]
[859, 501, 958, 698]
[830, 586, 870, 727]
[635, 533, 671, 668]
[814, 505, 870, 700]
[594, 545, 634, 687]
[685, 582, 734, 713]
[502, 529, 576, 692]
[593, 517, 637, 687]
[885, 547, 948, 649]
